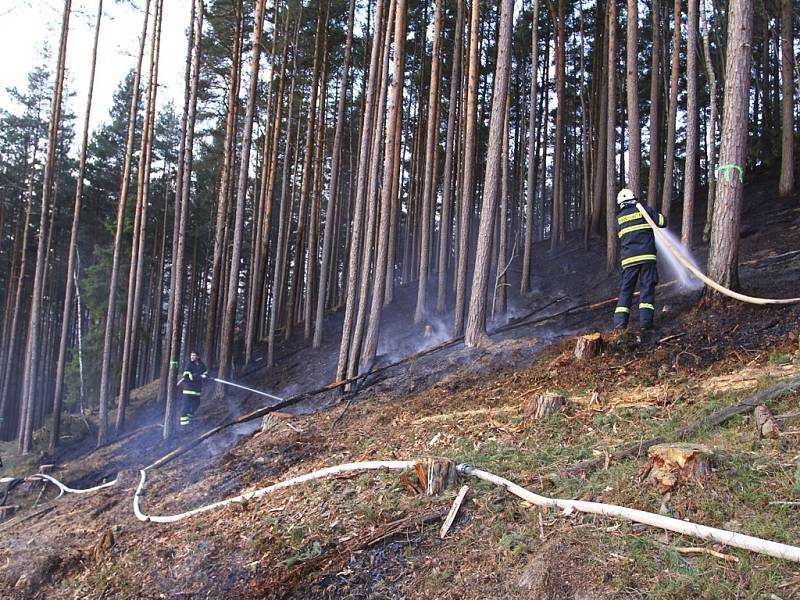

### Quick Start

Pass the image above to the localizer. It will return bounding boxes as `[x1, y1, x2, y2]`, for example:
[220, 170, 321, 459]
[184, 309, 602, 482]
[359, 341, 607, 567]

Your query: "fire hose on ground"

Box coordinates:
[6, 233, 800, 563]
[635, 202, 800, 305]
[10, 459, 800, 564]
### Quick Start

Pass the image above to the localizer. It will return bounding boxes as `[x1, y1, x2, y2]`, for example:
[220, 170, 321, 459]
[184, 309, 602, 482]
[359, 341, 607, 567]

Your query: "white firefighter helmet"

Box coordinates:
[616, 188, 636, 207]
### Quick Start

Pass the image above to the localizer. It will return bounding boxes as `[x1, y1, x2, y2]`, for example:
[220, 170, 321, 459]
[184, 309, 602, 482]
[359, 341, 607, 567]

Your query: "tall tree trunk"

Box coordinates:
[463, 0, 512, 347]
[304, 28, 329, 342]
[268, 17, 302, 368]
[681, 0, 698, 246]
[436, 0, 464, 312]
[548, 0, 566, 251]
[591, 15, 607, 236]
[0, 145, 38, 438]
[314, 0, 356, 348]
[414, 0, 443, 324]
[778, 0, 794, 196]
[647, 0, 662, 208]
[97, 0, 151, 447]
[660, 0, 681, 219]
[19, 0, 71, 454]
[346, 0, 396, 381]
[216, 0, 267, 390]
[361, 0, 407, 369]
[707, 0, 753, 291]
[287, 8, 325, 339]
[248, 8, 291, 362]
[521, 0, 540, 294]
[206, 1, 243, 365]
[605, 0, 618, 273]
[117, 0, 163, 433]
[453, 0, 480, 337]
[700, 0, 718, 243]
[495, 91, 510, 317]
[163, 0, 203, 440]
[50, 0, 103, 451]
[158, 0, 194, 409]
[626, 0, 641, 196]
[580, 0, 591, 248]
[335, 0, 386, 382]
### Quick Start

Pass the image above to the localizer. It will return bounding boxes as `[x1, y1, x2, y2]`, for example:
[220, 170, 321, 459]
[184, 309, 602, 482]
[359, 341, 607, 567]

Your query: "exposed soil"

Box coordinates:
[2, 175, 800, 599]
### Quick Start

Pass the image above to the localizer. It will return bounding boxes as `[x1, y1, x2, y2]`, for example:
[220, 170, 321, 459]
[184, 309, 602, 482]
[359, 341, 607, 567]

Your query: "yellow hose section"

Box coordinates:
[635, 202, 800, 305]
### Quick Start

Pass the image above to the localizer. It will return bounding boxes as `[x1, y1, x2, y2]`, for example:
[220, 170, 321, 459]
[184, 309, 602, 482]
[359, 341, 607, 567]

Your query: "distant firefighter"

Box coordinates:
[177, 351, 208, 427]
[613, 188, 667, 330]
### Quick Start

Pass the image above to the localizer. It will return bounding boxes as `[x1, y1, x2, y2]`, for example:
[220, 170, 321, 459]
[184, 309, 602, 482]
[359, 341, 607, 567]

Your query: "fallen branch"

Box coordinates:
[440, 485, 469, 539]
[277, 508, 446, 587]
[674, 546, 739, 562]
[147, 339, 465, 471]
[134, 460, 417, 523]
[563, 375, 800, 478]
[459, 463, 800, 563]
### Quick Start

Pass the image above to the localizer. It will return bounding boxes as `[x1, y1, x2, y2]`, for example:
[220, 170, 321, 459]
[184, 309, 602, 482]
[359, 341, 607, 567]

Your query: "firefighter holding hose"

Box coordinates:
[614, 189, 667, 331]
[177, 351, 208, 427]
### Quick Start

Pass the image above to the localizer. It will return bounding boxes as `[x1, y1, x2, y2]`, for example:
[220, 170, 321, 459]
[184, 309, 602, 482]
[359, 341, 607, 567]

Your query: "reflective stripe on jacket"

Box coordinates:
[181, 359, 208, 395]
[616, 203, 667, 269]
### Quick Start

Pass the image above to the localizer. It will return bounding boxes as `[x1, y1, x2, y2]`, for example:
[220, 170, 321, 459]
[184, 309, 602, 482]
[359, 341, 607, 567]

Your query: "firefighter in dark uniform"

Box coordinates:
[177, 351, 208, 427]
[614, 188, 667, 330]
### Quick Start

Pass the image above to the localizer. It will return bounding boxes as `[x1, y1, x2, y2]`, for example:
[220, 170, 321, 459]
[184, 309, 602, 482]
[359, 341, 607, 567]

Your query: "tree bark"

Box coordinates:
[117, 0, 163, 433]
[163, 0, 203, 440]
[206, 1, 243, 365]
[286, 8, 325, 339]
[605, 0, 618, 273]
[414, 0, 443, 324]
[436, 0, 464, 312]
[647, 0, 662, 210]
[96, 0, 151, 447]
[216, 0, 267, 391]
[521, 0, 540, 294]
[314, 0, 356, 348]
[19, 0, 71, 454]
[463, 0, 512, 347]
[347, 0, 396, 380]
[700, 1, 718, 243]
[681, 0, 698, 247]
[361, 0, 407, 370]
[707, 0, 753, 291]
[50, 0, 103, 451]
[626, 0, 641, 196]
[335, 0, 386, 381]
[453, 0, 481, 337]
[268, 18, 303, 368]
[660, 0, 681, 219]
[778, 0, 794, 196]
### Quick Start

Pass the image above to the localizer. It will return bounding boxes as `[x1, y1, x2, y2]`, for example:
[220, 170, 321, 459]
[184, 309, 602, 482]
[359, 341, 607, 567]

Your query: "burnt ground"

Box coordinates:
[1, 173, 800, 599]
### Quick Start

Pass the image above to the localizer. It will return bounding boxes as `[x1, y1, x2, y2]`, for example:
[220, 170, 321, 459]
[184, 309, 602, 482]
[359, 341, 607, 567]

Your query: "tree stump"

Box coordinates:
[754, 404, 781, 438]
[643, 443, 715, 491]
[526, 394, 566, 420]
[425, 458, 458, 496]
[574, 333, 603, 360]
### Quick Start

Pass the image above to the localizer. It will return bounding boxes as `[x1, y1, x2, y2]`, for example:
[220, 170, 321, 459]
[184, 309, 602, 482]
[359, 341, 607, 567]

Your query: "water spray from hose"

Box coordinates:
[635, 202, 800, 305]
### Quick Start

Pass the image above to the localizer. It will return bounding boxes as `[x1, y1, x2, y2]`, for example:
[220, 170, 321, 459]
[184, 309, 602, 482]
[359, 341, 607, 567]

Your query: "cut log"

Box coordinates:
[574, 333, 603, 360]
[425, 458, 458, 496]
[643, 443, 715, 491]
[754, 404, 781, 438]
[526, 394, 566, 420]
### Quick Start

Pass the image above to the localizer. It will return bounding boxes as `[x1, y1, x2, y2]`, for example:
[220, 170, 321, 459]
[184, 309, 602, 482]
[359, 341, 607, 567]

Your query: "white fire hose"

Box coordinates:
[635, 201, 800, 305]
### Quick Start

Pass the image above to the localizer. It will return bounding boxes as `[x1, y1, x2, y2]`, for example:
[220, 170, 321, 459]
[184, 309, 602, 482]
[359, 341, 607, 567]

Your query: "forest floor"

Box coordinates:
[2, 174, 800, 599]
